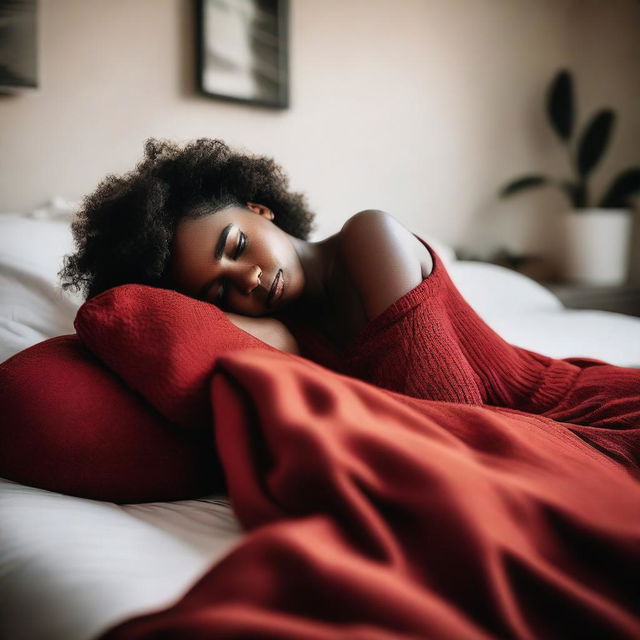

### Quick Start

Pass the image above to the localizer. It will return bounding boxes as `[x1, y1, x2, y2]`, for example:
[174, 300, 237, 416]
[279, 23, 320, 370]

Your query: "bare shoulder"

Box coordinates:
[337, 210, 433, 321]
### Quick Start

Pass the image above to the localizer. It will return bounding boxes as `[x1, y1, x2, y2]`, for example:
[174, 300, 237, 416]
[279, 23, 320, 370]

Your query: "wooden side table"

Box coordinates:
[542, 283, 640, 317]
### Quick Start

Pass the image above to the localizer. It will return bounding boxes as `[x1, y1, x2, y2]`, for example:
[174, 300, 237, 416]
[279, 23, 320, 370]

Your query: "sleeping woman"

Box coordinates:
[60, 138, 429, 357]
[59, 138, 640, 463]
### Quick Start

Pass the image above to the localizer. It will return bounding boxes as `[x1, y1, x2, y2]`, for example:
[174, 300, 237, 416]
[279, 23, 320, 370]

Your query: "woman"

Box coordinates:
[60, 138, 640, 444]
[57, 138, 639, 640]
[60, 137, 432, 358]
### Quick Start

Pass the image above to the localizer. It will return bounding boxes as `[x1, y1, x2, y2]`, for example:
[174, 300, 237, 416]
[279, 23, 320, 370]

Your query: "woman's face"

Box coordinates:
[170, 204, 305, 316]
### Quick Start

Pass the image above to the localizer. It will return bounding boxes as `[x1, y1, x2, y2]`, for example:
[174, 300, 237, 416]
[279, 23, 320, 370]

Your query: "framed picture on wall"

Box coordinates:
[196, 0, 289, 109]
[0, 0, 38, 91]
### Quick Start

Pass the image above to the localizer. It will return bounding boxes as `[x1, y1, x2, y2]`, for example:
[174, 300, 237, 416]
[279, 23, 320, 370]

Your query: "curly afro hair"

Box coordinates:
[59, 138, 316, 300]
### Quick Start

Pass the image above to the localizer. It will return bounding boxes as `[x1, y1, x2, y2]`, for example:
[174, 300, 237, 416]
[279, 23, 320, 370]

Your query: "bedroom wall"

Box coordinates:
[1, 0, 639, 280]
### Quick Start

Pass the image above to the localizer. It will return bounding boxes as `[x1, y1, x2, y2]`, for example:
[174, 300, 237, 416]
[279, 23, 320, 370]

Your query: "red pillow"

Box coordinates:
[74, 284, 279, 429]
[0, 335, 222, 503]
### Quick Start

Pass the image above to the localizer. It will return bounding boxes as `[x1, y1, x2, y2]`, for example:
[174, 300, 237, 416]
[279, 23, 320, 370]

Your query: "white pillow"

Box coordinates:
[448, 260, 563, 314]
[447, 260, 640, 367]
[0, 214, 82, 363]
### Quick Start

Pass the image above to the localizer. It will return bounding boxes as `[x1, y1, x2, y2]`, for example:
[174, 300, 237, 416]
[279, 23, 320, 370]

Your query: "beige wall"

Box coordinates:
[1, 0, 639, 278]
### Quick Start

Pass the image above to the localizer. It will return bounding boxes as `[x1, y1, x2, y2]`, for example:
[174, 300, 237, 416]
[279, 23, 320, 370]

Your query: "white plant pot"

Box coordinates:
[561, 209, 632, 285]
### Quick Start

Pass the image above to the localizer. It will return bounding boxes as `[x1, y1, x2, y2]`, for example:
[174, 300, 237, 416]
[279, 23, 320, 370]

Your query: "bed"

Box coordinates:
[1, 203, 639, 640]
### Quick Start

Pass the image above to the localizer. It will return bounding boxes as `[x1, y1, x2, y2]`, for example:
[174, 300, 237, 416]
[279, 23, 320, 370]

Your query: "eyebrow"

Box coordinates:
[198, 223, 233, 300]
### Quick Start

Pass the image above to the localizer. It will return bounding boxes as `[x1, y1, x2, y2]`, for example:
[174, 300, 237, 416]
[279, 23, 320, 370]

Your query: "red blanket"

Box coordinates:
[100, 348, 640, 640]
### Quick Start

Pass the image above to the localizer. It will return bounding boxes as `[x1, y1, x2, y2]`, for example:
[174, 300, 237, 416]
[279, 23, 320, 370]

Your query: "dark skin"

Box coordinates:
[170, 205, 433, 353]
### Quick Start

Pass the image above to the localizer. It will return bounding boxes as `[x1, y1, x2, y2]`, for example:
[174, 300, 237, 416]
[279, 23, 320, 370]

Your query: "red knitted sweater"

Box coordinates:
[281, 236, 640, 426]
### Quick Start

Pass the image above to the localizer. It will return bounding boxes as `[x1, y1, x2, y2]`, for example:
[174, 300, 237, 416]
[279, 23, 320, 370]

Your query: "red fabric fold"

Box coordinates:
[100, 349, 640, 640]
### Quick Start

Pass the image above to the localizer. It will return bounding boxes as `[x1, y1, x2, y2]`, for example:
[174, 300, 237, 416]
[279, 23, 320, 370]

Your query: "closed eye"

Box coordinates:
[216, 232, 247, 304]
[234, 231, 247, 258]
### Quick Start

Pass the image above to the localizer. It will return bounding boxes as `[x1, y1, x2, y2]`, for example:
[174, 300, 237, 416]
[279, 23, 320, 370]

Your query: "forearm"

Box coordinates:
[224, 312, 300, 355]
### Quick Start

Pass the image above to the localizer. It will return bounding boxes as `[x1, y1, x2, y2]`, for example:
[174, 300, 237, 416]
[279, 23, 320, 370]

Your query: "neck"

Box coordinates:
[288, 232, 340, 316]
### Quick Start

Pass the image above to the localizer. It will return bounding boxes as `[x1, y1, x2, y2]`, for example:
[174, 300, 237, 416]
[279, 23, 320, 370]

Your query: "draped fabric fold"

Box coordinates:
[100, 349, 640, 640]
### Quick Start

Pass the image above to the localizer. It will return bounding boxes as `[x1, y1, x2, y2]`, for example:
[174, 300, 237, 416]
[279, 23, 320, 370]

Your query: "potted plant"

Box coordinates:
[500, 69, 640, 285]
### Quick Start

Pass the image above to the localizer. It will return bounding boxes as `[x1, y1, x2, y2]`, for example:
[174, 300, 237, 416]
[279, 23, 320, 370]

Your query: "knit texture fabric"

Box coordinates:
[283, 237, 640, 427]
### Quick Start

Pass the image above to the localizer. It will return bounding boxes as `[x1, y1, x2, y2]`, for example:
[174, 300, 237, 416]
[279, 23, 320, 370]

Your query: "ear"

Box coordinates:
[246, 202, 275, 220]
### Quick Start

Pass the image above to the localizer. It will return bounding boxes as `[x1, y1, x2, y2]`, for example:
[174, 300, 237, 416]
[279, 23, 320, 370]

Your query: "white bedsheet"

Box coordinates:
[0, 478, 242, 640]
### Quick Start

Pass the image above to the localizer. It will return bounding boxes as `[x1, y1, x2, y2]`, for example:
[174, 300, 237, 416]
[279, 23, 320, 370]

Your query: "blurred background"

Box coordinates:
[1, 0, 639, 283]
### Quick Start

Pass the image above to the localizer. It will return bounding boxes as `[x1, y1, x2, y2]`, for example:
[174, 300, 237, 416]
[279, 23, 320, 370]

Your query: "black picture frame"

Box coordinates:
[196, 0, 289, 109]
[0, 0, 38, 91]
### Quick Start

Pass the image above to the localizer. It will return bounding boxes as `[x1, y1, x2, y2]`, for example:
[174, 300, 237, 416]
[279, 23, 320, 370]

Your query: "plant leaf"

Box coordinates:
[546, 70, 574, 141]
[599, 167, 640, 208]
[559, 181, 582, 208]
[500, 175, 549, 197]
[574, 183, 588, 208]
[576, 109, 615, 178]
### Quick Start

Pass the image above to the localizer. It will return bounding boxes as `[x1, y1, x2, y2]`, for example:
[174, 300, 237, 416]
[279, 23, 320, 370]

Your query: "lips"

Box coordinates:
[267, 269, 284, 308]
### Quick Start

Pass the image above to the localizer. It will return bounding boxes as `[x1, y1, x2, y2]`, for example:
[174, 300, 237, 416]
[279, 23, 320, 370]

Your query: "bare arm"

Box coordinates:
[224, 312, 300, 355]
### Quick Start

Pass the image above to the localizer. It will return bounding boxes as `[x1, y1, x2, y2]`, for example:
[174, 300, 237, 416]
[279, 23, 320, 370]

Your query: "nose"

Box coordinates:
[234, 264, 262, 295]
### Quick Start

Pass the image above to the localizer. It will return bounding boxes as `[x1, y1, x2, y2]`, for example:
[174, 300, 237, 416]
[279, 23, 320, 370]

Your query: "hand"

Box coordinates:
[224, 313, 300, 355]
